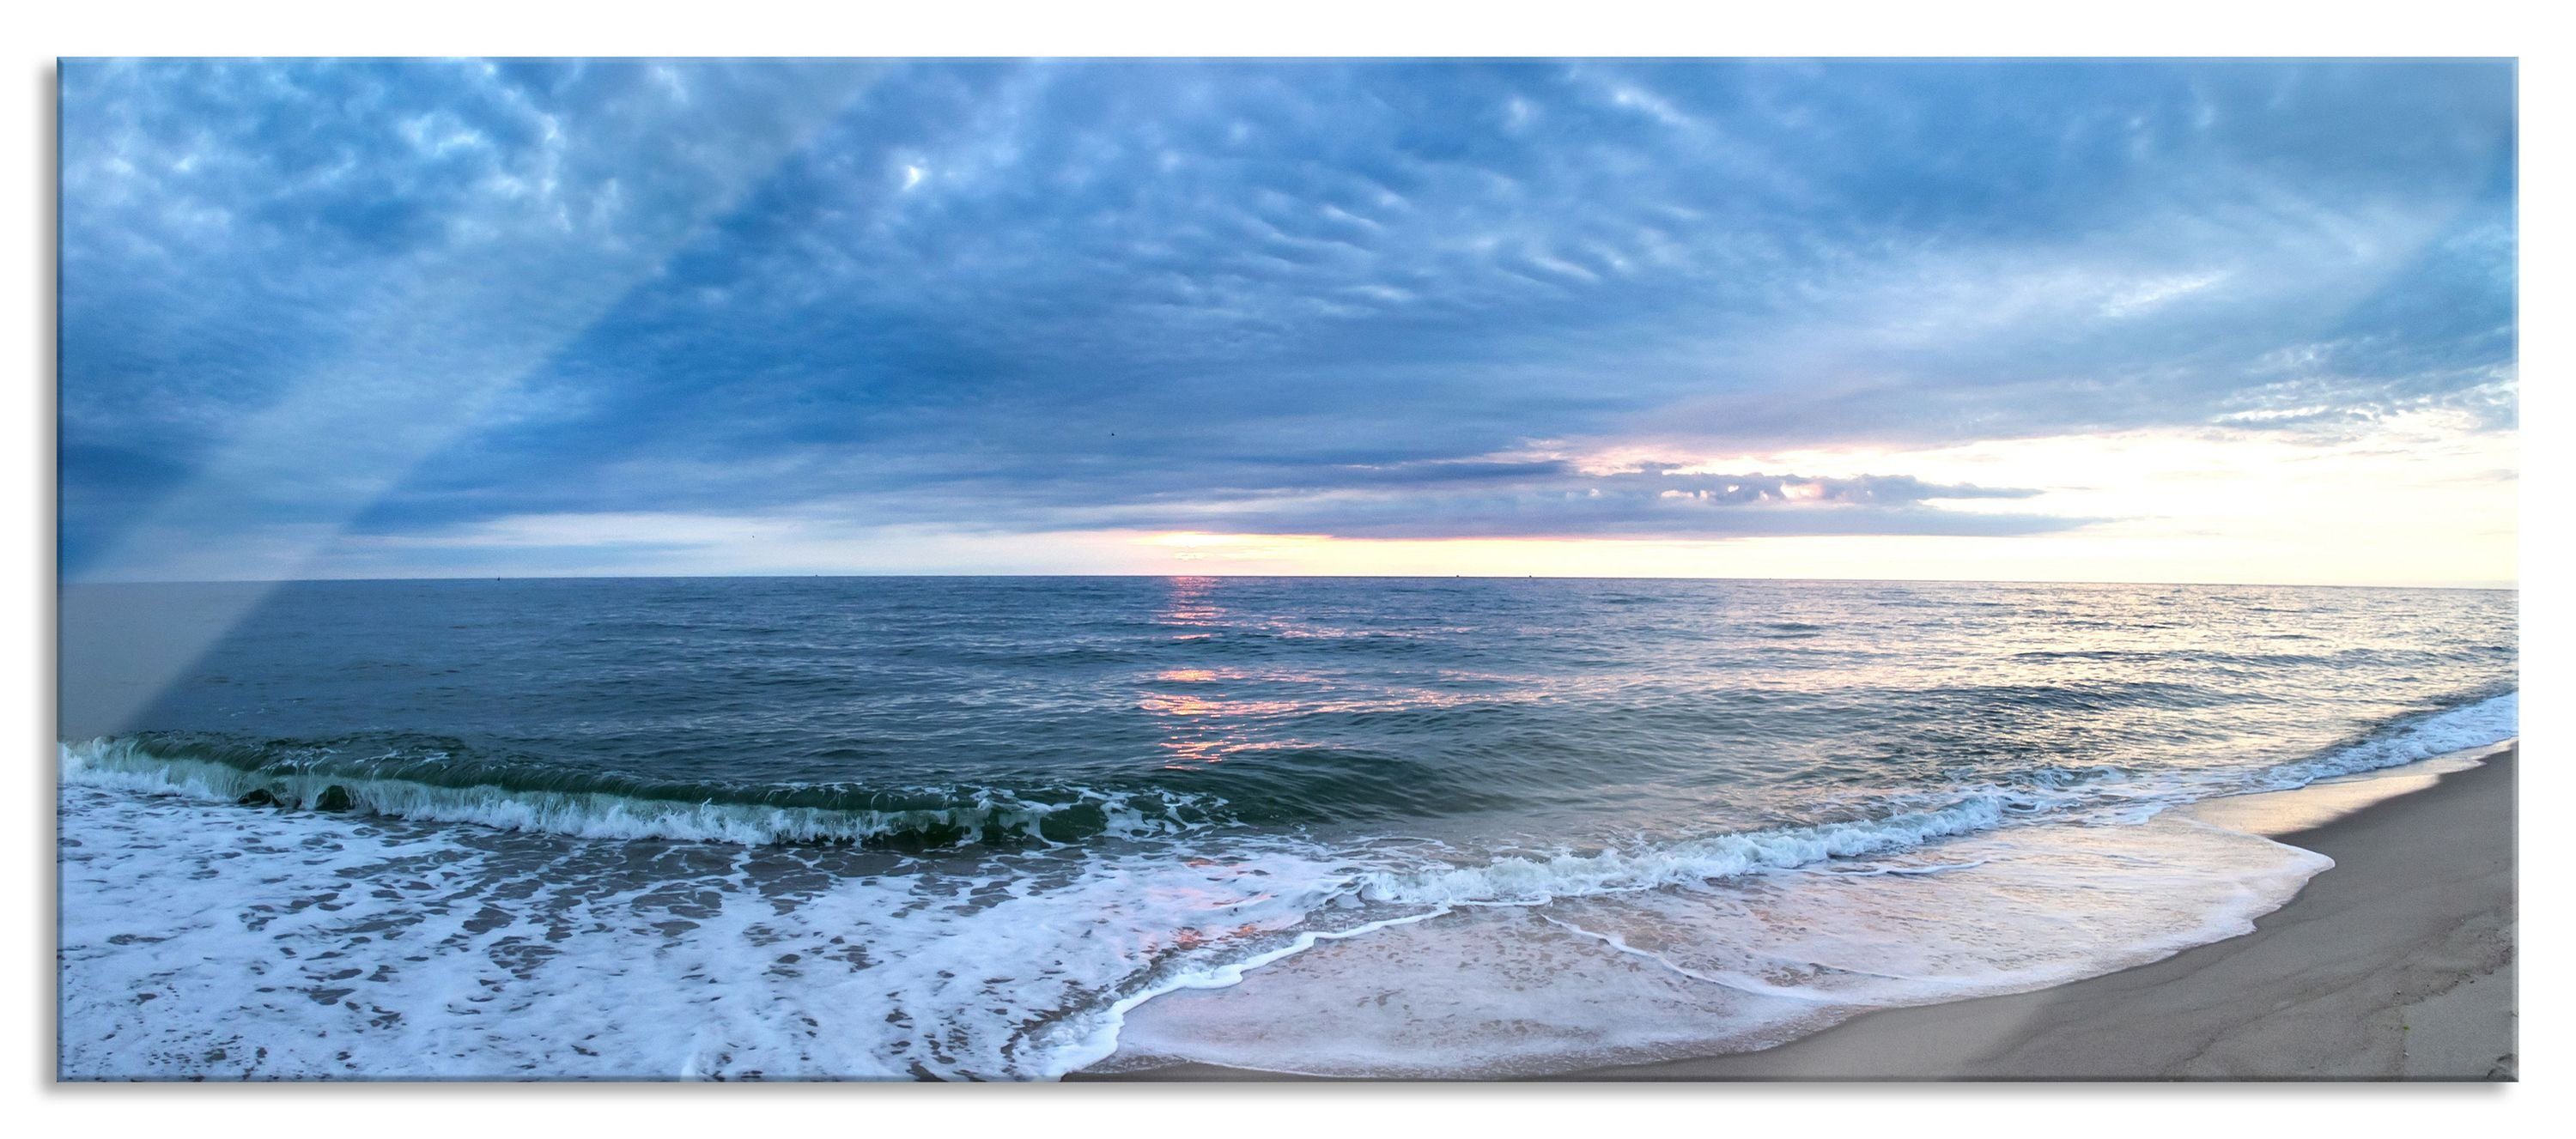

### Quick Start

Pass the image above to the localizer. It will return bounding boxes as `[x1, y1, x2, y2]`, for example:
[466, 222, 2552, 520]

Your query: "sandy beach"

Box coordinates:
[1081, 744, 2518, 1081]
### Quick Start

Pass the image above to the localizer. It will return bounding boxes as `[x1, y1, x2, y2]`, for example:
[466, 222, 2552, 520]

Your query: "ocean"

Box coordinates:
[57, 576, 2518, 1080]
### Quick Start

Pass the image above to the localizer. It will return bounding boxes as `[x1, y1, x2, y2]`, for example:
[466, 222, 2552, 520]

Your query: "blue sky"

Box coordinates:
[58, 58, 2517, 584]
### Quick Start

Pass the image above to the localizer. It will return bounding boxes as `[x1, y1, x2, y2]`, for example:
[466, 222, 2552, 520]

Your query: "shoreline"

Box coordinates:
[1076, 743, 2518, 1081]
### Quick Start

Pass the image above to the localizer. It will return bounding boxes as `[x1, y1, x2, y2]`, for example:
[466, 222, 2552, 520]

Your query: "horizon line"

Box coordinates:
[56, 571, 2520, 592]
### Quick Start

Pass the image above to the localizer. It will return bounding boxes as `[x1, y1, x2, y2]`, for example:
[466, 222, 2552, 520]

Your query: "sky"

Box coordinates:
[58, 58, 2517, 586]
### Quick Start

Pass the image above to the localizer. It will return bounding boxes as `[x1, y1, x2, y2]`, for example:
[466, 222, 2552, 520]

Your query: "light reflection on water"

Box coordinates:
[61, 576, 2518, 852]
[57, 577, 2518, 1079]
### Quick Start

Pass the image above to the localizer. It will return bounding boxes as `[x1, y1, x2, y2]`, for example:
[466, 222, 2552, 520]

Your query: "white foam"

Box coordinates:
[57, 781, 1363, 1080]
[1107, 815, 2334, 1076]
[2261, 691, 2518, 787]
[58, 691, 2521, 1080]
[1097, 698, 2518, 1077]
[1030, 906, 1461, 1078]
[1356, 795, 2010, 906]
[58, 737, 1215, 846]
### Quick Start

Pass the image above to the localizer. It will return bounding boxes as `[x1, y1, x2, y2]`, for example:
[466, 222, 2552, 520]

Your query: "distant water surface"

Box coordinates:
[58, 577, 2518, 1078]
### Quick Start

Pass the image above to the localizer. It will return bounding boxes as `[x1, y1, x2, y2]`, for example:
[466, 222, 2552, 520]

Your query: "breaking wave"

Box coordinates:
[58, 736, 1224, 847]
[1359, 795, 2011, 905]
[59, 688, 2515, 857]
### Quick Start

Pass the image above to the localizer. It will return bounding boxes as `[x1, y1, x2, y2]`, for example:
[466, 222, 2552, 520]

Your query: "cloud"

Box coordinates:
[1050, 464, 2073, 541]
[56, 59, 2515, 579]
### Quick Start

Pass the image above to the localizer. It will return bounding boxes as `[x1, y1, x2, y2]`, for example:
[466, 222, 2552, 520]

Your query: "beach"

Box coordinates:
[46, 48, 2526, 1098]
[1083, 744, 2517, 1081]
[56, 579, 2518, 1080]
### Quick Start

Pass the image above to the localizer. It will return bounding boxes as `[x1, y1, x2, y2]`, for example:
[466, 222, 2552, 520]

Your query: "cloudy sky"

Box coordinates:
[59, 58, 2516, 585]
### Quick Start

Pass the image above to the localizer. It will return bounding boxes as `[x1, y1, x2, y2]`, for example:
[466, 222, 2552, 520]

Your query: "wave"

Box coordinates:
[1357, 795, 2011, 905]
[58, 688, 2517, 863]
[2257, 691, 2517, 787]
[1353, 689, 2517, 909]
[52, 728, 1548, 845]
[59, 689, 2519, 1080]
[57, 736, 1222, 847]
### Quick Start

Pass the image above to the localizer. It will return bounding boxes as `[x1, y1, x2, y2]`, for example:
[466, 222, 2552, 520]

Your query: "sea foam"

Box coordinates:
[59, 688, 2518, 1080]
[58, 736, 1218, 846]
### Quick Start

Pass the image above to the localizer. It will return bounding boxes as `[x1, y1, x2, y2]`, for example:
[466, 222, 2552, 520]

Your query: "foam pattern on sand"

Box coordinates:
[61, 691, 2513, 1080]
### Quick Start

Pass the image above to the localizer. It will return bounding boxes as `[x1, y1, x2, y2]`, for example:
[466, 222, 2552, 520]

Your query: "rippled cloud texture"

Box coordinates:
[59, 58, 2515, 584]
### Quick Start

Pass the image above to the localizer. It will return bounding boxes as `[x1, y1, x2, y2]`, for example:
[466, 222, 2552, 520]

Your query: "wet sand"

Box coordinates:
[1078, 745, 2517, 1081]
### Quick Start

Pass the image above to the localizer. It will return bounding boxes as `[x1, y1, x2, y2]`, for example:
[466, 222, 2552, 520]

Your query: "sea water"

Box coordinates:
[56, 577, 2518, 1079]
